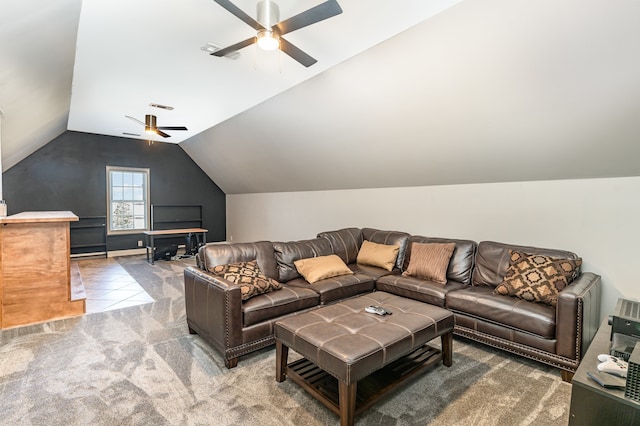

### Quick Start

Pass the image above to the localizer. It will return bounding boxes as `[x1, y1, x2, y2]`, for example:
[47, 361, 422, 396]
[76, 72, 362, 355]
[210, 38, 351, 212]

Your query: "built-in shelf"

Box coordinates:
[70, 216, 107, 257]
[151, 205, 202, 231]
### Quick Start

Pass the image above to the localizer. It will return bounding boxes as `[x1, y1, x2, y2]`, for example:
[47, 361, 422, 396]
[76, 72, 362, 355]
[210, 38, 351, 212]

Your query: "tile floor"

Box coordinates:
[73, 257, 154, 314]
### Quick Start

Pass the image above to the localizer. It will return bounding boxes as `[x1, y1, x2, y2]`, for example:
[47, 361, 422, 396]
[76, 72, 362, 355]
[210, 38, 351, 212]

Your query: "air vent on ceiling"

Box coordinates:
[149, 103, 174, 110]
[122, 132, 141, 137]
[201, 42, 240, 60]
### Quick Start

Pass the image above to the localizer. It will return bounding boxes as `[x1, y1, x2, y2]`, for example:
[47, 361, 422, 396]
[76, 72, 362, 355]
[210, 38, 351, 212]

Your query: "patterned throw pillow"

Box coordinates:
[211, 260, 282, 301]
[494, 250, 582, 306]
[403, 242, 456, 285]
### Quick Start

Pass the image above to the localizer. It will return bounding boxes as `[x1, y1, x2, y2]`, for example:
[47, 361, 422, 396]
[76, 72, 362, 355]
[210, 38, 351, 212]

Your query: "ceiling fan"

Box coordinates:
[125, 115, 188, 138]
[211, 0, 343, 67]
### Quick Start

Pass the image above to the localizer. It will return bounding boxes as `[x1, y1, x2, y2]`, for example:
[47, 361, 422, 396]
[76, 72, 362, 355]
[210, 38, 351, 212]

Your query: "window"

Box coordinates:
[106, 166, 150, 234]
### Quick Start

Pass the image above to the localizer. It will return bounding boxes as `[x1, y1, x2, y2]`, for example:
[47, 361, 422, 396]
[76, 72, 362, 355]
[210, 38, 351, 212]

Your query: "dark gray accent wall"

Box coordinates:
[3, 131, 225, 251]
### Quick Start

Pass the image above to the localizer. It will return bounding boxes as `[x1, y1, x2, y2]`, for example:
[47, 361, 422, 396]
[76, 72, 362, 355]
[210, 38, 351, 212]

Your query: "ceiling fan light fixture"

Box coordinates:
[257, 30, 279, 51]
[145, 114, 157, 134]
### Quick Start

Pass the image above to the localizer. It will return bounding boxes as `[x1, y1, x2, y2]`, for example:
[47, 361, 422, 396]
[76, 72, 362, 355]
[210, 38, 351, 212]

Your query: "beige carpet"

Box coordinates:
[0, 255, 572, 425]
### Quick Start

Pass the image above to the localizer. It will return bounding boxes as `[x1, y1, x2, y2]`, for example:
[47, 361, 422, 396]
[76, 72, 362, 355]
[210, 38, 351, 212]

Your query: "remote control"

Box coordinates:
[597, 354, 628, 377]
[365, 306, 391, 316]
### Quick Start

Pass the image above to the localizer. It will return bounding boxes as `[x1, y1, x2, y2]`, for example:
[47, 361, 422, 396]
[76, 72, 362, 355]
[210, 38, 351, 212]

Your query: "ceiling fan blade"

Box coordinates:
[157, 126, 188, 131]
[156, 130, 171, 138]
[279, 38, 317, 67]
[125, 115, 145, 126]
[212, 0, 264, 31]
[212, 36, 257, 57]
[274, 0, 343, 36]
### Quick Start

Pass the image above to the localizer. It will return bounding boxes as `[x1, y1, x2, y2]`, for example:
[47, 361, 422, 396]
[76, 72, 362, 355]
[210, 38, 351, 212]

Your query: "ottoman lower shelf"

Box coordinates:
[284, 343, 444, 418]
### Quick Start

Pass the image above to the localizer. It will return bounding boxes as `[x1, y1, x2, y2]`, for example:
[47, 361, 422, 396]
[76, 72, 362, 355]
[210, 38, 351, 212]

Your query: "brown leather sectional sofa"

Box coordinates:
[183, 227, 601, 380]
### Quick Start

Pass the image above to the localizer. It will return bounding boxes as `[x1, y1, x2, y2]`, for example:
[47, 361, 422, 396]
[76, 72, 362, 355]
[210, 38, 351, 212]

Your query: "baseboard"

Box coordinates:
[107, 248, 147, 257]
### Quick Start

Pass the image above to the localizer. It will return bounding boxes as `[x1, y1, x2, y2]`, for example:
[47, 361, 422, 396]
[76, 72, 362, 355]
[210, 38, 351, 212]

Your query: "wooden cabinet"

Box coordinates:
[0, 211, 85, 329]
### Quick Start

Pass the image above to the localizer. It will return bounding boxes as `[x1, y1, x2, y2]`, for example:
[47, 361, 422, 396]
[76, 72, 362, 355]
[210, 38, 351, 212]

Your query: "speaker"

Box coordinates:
[624, 342, 640, 403]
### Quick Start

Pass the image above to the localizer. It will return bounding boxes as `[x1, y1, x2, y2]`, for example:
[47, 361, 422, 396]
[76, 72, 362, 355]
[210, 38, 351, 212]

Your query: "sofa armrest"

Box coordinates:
[184, 266, 244, 352]
[556, 272, 601, 360]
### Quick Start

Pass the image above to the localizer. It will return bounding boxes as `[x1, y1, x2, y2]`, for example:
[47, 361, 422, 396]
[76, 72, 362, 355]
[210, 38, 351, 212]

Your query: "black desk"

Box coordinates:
[569, 318, 640, 425]
[144, 228, 207, 264]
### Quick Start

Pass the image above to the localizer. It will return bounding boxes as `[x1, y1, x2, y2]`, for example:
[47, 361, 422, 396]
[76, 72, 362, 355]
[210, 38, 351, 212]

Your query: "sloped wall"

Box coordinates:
[3, 131, 226, 251]
[227, 176, 640, 320]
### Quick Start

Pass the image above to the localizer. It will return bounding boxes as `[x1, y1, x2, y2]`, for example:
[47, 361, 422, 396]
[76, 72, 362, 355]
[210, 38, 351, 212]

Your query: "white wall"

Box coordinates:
[227, 177, 640, 319]
[0, 113, 3, 199]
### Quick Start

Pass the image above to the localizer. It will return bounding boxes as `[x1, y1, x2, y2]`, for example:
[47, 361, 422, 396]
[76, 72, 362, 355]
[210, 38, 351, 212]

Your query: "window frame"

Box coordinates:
[106, 166, 150, 235]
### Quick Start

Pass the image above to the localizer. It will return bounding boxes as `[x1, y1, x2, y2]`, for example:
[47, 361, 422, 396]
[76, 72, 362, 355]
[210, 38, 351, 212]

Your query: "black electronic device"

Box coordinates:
[609, 298, 640, 340]
[612, 332, 640, 362]
[184, 233, 203, 256]
[154, 244, 178, 261]
[624, 342, 640, 402]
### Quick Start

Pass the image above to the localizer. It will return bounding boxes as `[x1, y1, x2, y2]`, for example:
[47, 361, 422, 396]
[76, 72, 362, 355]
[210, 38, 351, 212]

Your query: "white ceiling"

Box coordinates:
[67, 0, 462, 143]
[2, 0, 640, 195]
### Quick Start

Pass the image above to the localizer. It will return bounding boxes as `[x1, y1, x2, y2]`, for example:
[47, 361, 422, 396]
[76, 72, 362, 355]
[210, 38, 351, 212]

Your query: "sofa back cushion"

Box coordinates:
[473, 241, 580, 288]
[273, 238, 333, 282]
[317, 228, 363, 265]
[197, 241, 279, 281]
[362, 228, 410, 270]
[404, 236, 477, 285]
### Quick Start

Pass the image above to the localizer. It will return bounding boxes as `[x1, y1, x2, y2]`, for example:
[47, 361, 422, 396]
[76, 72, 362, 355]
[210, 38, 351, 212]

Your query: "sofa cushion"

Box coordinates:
[286, 274, 376, 305]
[199, 241, 279, 281]
[445, 286, 556, 339]
[294, 254, 353, 283]
[404, 236, 477, 285]
[317, 228, 363, 265]
[403, 242, 456, 284]
[362, 228, 410, 270]
[356, 240, 399, 271]
[273, 238, 332, 282]
[242, 284, 319, 327]
[376, 274, 468, 307]
[472, 241, 581, 288]
[211, 260, 282, 301]
[349, 263, 400, 280]
[494, 250, 582, 306]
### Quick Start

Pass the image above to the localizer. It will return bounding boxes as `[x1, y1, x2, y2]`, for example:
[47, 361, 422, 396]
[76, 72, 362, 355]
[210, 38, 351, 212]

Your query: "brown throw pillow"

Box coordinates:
[494, 250, 582, 306]
[356, 240, 400, 271]
[403, 242, 456, 284]
[294, 254, 353, 283]
[211, 260, 282, 301]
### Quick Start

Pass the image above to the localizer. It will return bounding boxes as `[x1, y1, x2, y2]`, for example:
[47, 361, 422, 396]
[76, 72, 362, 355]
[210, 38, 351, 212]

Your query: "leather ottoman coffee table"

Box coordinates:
[275, 291, 454, 426]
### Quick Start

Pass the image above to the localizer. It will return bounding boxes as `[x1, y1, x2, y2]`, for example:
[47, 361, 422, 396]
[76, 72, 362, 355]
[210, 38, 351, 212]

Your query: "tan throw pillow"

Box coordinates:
[403, 242, 456, 284]
[211, 260, 282, 301]
[294, 254, 353, 283]
[494, 250, 582, 306]
[356, 240, 400, 271]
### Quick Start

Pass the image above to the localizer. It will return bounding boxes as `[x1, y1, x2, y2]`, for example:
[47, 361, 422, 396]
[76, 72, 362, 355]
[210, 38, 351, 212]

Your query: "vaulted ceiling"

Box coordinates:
[2, 0, 640, 194]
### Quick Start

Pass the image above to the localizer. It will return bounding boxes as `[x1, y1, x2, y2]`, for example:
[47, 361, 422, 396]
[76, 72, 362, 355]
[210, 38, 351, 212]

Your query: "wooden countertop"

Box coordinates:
[0, 211, 79, 224]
